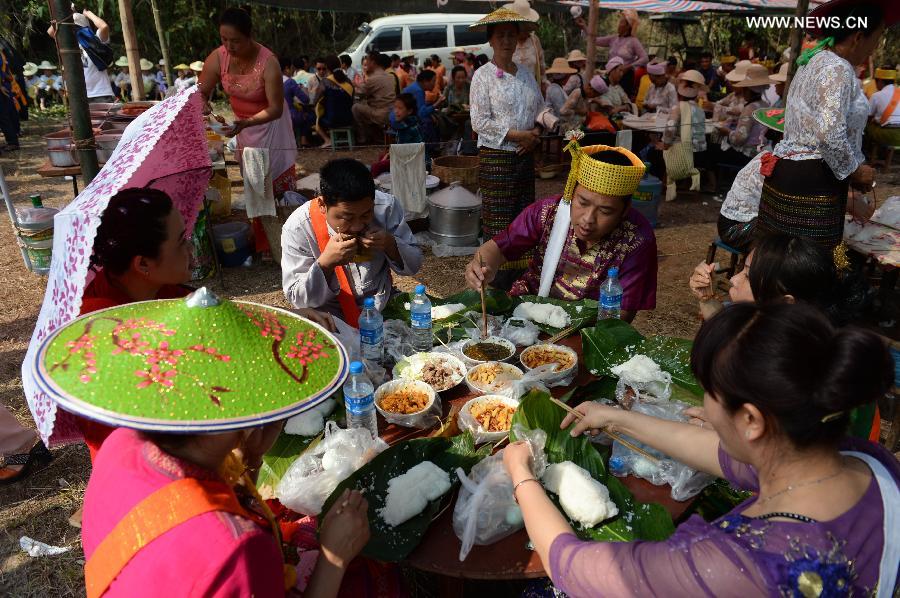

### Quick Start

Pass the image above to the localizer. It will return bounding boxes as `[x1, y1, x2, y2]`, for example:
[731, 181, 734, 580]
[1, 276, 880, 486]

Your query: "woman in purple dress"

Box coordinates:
[505, 302, 899, 597]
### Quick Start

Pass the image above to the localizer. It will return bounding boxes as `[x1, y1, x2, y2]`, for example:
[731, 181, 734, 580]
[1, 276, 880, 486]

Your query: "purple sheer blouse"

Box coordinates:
[593, 35, 649, 69]
[547, 437, 899, 597]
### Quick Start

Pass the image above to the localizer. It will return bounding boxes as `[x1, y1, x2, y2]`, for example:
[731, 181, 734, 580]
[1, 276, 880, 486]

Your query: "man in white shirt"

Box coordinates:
[866, 67, 900, 151]
[48, 10, 114, 104]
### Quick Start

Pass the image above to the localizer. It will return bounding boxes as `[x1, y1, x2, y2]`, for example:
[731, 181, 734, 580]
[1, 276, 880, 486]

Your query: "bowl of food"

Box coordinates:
[465, 361, 524, 395]
[460, 336, 516, 367]
[459, 395, 519, 442]
[392, 352, 466, 393]
[520, 343, 578, 384]
[375, 380, 436, 427]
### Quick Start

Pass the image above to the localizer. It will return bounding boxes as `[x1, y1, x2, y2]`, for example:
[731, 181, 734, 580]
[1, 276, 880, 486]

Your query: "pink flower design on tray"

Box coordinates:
[145, 341, 185, 366]
[135, 365, 177, 389]
[286, 330, 331, 366]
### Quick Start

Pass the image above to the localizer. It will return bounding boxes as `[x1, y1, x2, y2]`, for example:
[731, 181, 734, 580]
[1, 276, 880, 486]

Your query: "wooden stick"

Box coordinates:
[478, 254, 488, 339]
[547, 325, 578, 345]
[547, 396, 660, 464]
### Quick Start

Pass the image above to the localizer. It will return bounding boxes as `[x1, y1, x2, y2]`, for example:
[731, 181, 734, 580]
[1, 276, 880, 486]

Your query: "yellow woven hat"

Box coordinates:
[470, 7, 538, 31]
[562, 131, 645, 200]
[874, 68, 897, 81]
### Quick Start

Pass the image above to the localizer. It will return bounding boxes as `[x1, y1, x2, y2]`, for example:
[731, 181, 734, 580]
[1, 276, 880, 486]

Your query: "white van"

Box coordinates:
[342, 14, 493, 73]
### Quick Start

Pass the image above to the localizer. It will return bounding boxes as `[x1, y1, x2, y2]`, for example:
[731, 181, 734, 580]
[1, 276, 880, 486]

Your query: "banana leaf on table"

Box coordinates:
[511, 295, 600, 335]
[509, 390, 675, 542]
[581, 320, 703, 404]
[318, 432, 491, 562]
[383, 289, 516, 343]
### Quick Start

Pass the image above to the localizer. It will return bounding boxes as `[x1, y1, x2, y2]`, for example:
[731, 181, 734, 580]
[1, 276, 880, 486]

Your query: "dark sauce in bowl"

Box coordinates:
[463, 342, 513, 362]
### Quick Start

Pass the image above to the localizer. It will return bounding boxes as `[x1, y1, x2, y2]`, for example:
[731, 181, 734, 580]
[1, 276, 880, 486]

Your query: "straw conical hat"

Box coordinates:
[725, 60, 753, 82]
[734, 64, 772, 88]
[37, 60, 57, 70]
[115, 56, 129, 67]
[769, 62, 789, 83]
[469, 7, 538, 31]
[174, 63, 190, 71]
[190, 61, 204, 72]
[23, 62, 38, 76]
[566, 49, 588, 63]
[502, 0, 539, 22]
[32, 288, 348, 433]
[546, 57, 577, 76]
[139, 58, 154, 71]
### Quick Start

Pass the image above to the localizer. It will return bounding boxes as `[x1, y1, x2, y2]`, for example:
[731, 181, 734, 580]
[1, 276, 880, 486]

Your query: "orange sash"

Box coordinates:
[310, 198, 361, 327]
[84, 478, 254, 598]
[880, 87, 900, 126]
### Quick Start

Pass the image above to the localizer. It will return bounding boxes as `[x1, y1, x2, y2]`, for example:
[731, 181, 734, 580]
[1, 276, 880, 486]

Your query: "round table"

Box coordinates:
[378, 334, 695, 583]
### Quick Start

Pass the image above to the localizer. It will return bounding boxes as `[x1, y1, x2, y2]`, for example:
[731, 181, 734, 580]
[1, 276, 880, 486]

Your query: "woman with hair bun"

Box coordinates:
[504, 302, 899, 597]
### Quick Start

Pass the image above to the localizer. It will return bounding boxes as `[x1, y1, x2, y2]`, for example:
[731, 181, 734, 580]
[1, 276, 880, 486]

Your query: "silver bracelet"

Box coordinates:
[513, 477, 540, 503]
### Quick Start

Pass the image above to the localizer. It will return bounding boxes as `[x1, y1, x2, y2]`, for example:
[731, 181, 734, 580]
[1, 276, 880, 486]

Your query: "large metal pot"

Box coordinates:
[44, 130, 73, 150]
[96, 134, 122, 164]
[47, 148, 79, 167]
[427, 183, 481, 246]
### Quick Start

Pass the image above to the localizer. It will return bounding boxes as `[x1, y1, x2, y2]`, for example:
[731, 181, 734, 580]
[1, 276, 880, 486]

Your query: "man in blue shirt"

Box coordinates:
[389, 70, 443, 141]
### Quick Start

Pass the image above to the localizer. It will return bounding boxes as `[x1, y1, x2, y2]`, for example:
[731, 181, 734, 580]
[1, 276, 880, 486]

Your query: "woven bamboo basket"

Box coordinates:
[431, 155, 480, 193]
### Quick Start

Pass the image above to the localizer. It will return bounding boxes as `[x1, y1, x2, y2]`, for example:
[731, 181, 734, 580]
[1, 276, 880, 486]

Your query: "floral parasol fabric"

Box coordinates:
[22, 87, 212, 445]
[31, 293, 347, 432]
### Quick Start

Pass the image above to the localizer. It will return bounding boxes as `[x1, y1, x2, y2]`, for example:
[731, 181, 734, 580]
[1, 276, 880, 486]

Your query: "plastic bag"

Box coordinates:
[275, 422, 389, 515]
[491, 365, 554, 400]
[608, 401, 713, 501]
[452, 425, 547, 561]
[499, 317, 541, 347]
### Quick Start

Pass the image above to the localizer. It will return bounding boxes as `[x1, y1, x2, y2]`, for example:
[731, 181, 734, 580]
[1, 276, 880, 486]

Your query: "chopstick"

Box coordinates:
[546, 396, 660, 464]
[547, 324, 578, 345]
[478, 253, 488, 339]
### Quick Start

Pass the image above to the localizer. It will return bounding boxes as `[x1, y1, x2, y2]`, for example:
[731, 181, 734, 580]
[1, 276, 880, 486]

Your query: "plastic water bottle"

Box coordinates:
[343, 361, 378, 438]
[598, 267, 623, 320]
[410, 284, 433, 353]
[358, 297, 384, 364]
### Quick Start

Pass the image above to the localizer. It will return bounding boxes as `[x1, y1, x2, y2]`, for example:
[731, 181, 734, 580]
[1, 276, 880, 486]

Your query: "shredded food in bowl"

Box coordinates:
[469, 400, 516, 432]
[522, 346, 575, 371]
[379, 387, 431, 414]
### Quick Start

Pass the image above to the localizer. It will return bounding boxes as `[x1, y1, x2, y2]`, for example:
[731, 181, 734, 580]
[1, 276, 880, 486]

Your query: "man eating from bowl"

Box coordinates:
[464, 134, 657, 323]
[281, 158, 423, 324]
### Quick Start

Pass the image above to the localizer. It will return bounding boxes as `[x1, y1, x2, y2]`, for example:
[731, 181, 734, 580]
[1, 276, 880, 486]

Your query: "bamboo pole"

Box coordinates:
[784, 0, 810, 96]
[150, 0, 173, 88]
[118, 0, 145, 100]
[48, 0, 100, 184]
[584, 0, 599, 80]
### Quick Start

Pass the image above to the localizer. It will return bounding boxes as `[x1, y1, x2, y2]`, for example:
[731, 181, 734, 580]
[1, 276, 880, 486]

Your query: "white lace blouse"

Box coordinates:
[773, 50, 869, 181]
[470, 62, 543, 152]
[720, 152, 764, 223]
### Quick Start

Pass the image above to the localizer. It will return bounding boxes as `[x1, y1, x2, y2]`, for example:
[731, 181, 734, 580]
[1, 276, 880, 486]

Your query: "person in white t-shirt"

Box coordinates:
[48, 10, 115, 104]
[866, 67, 900, 149]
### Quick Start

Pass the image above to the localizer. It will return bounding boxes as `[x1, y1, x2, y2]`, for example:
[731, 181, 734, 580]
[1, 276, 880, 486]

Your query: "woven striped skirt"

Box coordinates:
[479, 147, 535, 274]
[757, 158, 849, 251]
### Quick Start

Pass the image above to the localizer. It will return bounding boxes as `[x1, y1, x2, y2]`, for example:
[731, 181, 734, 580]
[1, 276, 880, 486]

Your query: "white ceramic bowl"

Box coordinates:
[374, 379, 436, 426]
[458, 394, 521, 442]
[392, 352, 467, 393]
[459, 336, 516, 368]
[519, 343, 578, 384]
[465, 361, 524, 395]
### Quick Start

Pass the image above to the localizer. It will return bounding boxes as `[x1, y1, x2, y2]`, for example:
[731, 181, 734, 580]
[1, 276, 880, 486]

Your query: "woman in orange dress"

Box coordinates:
[198, 7, 298, 258]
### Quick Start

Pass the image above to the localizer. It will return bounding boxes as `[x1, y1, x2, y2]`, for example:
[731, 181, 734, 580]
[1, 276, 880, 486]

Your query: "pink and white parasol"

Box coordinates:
[22, 87, 212, 445]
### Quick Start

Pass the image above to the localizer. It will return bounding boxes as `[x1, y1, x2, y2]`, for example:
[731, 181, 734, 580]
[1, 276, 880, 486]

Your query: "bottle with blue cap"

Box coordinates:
[410, 283, 433, 353]
[598, 267, 623, 320]
[358, 297, 383, 364]
[608, 455, 627, 477]
[342, 361, 378, 437]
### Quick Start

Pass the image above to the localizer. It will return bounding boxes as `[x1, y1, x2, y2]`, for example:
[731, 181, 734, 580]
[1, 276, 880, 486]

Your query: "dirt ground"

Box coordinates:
[1, 113, 897, 596]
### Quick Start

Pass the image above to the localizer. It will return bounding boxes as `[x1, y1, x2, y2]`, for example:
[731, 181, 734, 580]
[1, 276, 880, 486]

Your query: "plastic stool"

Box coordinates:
[706, 238, 745, 279]
[331, 128, 354, 151]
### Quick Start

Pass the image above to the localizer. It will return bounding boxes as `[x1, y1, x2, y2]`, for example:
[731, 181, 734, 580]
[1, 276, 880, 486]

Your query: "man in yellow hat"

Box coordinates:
[866, 66, 900, 148]
[465, 135, 657, 323]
